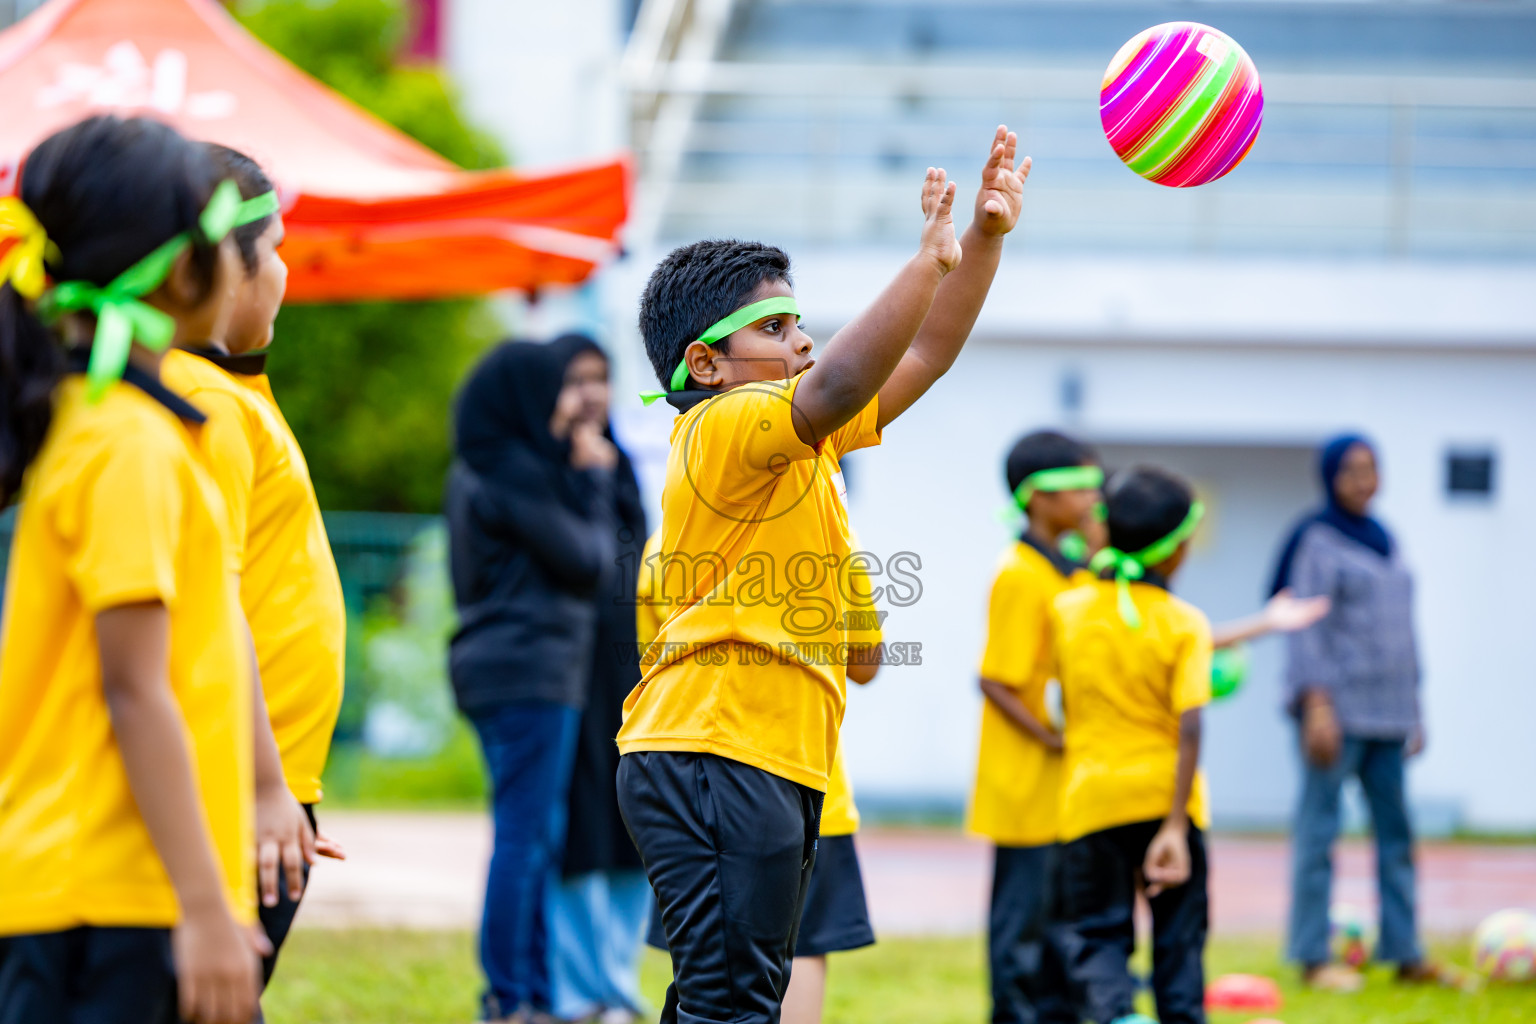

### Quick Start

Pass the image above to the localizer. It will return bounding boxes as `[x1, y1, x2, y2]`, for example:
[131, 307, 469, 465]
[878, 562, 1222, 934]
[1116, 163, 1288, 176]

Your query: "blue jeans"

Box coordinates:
[548, 869, 652, 1020]
[470, 702, 581, 1018]
[1287, 734, 1422, 968]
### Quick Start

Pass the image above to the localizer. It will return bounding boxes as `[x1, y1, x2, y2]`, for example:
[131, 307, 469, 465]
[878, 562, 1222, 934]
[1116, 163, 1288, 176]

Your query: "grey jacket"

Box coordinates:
[1284, 521, 1421, 738]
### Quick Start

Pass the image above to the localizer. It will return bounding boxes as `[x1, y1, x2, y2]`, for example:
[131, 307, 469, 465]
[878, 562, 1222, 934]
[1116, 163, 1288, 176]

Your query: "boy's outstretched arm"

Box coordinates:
[791, 168, 961, 446]
[878, 126, 1030, 430]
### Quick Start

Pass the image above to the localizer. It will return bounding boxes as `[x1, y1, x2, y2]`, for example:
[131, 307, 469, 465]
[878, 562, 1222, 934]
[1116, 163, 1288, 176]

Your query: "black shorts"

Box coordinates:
[792, 834, 875, 956]
[0, 926, 178, 1024]
[645, 833, 873, 958]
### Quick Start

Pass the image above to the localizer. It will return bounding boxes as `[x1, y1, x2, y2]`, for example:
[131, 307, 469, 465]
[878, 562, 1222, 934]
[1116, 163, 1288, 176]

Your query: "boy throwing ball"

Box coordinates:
[619, 128, 1030, 1024]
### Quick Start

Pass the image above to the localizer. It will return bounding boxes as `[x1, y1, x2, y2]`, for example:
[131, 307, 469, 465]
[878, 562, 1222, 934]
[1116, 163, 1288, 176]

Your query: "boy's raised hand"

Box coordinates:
[918, 167, 962, 273]
[974, 125, 1031, 237]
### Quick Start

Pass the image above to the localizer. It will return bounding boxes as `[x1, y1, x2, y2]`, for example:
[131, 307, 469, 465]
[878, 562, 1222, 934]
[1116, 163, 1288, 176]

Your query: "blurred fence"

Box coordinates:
[0, 507, 437, 614]
[0, 507, 444, 743]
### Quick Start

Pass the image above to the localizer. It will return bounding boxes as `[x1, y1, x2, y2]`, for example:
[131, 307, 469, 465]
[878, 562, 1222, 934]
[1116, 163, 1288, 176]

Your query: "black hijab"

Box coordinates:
[453, 339, 577, 502]
[545, 333, 651, 877]
[1268, 433, 1394, 596]
[545, 333, 647, 543]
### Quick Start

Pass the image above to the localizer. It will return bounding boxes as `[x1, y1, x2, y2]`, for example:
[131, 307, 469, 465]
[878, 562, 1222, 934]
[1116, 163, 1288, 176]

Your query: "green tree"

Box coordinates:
[236, 0, 507, 511]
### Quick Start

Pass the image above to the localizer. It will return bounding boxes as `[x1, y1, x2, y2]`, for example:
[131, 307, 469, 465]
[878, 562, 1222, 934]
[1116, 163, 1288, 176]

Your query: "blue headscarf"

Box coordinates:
[1268, 434, 1394, 596]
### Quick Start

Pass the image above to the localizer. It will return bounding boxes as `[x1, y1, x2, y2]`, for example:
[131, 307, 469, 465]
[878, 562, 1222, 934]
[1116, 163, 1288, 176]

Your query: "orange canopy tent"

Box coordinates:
[0, 0, 629, 301]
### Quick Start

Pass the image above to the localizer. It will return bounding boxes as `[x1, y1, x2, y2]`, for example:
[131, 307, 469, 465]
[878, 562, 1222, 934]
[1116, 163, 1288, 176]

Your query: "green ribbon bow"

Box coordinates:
[41, 179, 244, 402]
[1089, 501, 1205, 628]
[640, 296, 802, 405]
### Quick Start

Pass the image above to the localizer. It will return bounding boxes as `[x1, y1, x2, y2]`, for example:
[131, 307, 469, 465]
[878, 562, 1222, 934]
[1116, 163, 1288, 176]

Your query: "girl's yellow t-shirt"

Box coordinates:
[0, 375, 254, 934]
[161, 349, 345, 804]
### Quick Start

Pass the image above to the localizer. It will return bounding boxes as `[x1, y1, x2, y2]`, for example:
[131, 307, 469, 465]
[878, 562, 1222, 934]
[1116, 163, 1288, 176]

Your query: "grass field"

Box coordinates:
[263, 929, 1536, 1023]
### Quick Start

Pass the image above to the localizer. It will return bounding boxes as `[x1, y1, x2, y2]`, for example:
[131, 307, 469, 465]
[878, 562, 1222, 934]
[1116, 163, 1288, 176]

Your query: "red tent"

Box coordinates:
[0, 0, 629, 301]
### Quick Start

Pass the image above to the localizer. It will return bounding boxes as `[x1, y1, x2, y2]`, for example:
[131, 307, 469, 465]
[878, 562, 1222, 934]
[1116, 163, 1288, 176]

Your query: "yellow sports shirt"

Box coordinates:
[0, 375, 255, 934]
[1049, 579, 1213, 843]
[967, 539, 1089, 847]
[822, 532, 883, 837]
[161, 350, 345, 804]
[618, 377, 881, 791]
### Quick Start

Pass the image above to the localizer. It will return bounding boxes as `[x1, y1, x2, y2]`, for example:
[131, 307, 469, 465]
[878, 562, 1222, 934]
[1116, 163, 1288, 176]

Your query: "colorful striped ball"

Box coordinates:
[1100, 22, 1264, 187]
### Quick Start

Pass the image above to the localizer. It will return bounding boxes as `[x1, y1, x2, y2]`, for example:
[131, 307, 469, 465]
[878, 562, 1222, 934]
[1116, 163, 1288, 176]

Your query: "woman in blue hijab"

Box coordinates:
[1274, 435, 1452, 991]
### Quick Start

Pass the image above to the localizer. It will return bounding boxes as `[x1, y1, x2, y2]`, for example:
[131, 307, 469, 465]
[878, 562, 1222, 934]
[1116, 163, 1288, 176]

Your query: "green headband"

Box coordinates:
[235, 190, 280, 226]
[1013, 464, 1104, 509]
[1089, 501, 1205, 628]
[42, 179, 244, 402]
[640, 296, 802, 405]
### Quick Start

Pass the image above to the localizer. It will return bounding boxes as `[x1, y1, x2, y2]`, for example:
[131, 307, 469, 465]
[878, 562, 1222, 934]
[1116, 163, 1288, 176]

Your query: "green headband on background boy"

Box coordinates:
[1012, 464, 1104, 509]
[39, 184, 279, 402]
[1089, 501, 1205, 629]
[1005, 464, 1104, 560]
[640, 296, 802, 405]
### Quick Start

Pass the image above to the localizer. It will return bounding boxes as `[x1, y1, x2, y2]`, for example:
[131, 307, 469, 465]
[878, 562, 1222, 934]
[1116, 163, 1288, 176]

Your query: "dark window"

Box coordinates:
[1446, 449, 1496, 498]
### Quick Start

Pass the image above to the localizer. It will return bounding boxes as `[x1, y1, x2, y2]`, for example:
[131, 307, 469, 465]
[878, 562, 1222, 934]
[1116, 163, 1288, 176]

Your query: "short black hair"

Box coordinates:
[638, 239, 792, 389]
[1104, 465, 1195, 556]
[1005, 429, 1098, 498]
[205, 143, 275, 276]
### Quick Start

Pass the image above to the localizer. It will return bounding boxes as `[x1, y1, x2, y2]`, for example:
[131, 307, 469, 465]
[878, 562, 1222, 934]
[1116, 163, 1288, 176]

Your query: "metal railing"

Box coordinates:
[623, 5, 1536, 259]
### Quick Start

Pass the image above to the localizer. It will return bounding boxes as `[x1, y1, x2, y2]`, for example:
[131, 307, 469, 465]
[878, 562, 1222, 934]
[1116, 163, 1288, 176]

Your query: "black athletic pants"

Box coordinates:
[617, 751, 822, 1024]
[0, 927, 178, 1024]
[989, 844, 1076, 1024]
[258, 802, 316, 989]
[1059, 820, 1209, 1024]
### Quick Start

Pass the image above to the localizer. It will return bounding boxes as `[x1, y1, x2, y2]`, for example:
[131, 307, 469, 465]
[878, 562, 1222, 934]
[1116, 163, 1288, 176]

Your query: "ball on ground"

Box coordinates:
[1329, 902, 1373, 968]
[1473, 909, 1536, 981]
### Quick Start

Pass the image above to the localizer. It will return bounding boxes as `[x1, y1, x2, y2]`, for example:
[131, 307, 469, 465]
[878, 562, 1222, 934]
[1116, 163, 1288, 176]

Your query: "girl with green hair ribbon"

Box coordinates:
[0, 115, 268, 1024]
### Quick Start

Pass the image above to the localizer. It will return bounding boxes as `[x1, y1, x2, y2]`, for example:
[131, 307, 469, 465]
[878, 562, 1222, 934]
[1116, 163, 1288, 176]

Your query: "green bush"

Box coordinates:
[236, 0, 507, 512]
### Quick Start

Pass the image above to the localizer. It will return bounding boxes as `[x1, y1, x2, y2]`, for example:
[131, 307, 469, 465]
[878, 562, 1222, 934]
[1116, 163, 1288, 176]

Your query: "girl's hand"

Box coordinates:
[173, 903, 267, 1024]
[570, 419, 618, 471]
[1142, 822, 1191, 897]
[917, 167, 962, 274]
[974, 125, 1031, 237]
[1262, 588, 1332, 633]
[255, 784, 315, 907]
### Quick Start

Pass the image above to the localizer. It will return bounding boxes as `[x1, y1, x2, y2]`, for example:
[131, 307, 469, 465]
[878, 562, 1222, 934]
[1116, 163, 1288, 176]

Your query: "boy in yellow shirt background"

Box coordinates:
[968, 430, 1100, 1024]
[618, 128, 1030, 1024]
[1050, 466, 1212, 1024]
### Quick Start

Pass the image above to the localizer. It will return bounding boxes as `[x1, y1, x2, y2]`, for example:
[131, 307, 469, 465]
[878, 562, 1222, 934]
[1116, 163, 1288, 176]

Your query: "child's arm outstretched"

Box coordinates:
[1144, 708, 1201, 897]
[790, 168, 961, 446]
[877, 126, 1030, 429]
[1211, 588, 1331, 649]
[99, 603, 267, 1024]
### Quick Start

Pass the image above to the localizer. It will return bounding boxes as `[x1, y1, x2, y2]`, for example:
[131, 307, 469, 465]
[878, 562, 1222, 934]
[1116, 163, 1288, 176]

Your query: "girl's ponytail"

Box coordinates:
[0, 282, 61, 506]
